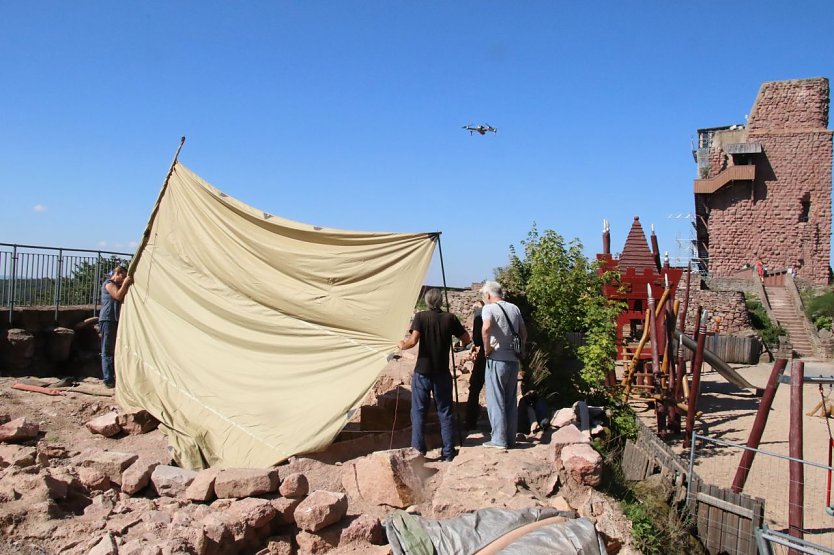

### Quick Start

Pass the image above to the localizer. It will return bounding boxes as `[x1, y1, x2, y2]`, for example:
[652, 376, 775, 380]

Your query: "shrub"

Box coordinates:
[744, 293, 786, 345]
[805, 290, 834, 330]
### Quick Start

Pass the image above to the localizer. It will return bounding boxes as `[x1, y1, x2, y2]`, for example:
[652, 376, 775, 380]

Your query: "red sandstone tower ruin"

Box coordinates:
[693, 78, 833, 284]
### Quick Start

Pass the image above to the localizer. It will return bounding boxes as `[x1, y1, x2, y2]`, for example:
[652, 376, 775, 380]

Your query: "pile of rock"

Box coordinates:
[1, 408, 387, 554]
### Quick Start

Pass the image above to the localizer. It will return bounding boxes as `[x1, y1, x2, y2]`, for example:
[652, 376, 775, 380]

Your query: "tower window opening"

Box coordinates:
[800, 194, 811, 223]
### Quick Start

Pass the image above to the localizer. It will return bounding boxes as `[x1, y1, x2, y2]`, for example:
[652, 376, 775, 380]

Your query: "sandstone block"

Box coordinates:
[151, 465, 197, 497]
[341, 514, 384, 545]
[46, 327, 74, 362]
[200, 513, 231, 544]
[294, 490, 348, 532]
[341, 448, 423, 508]
[269, 496, 302, 524]
[548, 424, 590, 463]
[78, 466, 111, 491]
[214, 468, 279, 499]
[226, 497, 277, 528]
[80, 450, 138, 486]
[0, 444, 37, 467]
[561, 443, 603, 487]
[88, 533, 118, 555]
[258, 535, 293, 555]
[117, 410, 160, 435]
[4, 329, 35, 370]
[186, 467, 219, 502]
[550, 407, 577, 429]
[296, 530, 337, 554]
[122, 459, 160, 495]
[0, 417, 39, 443]
[86, 413, 121, 437]
[278, 472, 309, 498]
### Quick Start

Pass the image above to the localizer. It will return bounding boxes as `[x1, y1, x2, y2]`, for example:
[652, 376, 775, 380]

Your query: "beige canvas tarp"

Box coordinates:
[116, 162, 435, 469]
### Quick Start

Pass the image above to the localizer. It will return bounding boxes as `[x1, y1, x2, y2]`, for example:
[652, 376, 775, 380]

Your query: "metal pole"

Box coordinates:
[94, 252, 102, 317]
[684, 310, 707, 449]
[128, 136, 185, 277]
[435, 234, 464, 448]
[732, 358, 788, 493]
[789, 359, 805, 547]
[8, 245, 17, 324]
[54, 249, 63, 323]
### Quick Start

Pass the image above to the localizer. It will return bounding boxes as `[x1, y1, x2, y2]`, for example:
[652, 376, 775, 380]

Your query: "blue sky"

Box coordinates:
[2, 2, 833, 286]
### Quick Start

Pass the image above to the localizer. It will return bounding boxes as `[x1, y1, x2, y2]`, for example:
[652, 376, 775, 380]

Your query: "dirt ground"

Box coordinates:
[632, 358, 834, 548]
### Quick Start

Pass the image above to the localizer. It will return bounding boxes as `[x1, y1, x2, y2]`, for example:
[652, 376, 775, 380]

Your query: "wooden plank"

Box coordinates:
[737, 493, 755, 555]
[720, 489, 741, 554]
[706, 484, 722, 552]
[696, 492, 755, 519]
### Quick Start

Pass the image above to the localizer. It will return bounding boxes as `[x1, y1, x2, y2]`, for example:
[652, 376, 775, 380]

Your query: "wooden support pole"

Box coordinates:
[789, 359, 805, 546]
[684, 310, 707, 449]
[731, 358, 788, 493]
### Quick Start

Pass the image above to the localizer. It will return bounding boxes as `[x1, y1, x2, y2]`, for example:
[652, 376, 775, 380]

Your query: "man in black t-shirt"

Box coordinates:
[465, 300, 486, 430]
[398, 289, 471, 462]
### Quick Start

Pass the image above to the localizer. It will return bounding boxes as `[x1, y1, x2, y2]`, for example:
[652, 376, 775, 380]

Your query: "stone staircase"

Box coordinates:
[764, 284, 815, 357]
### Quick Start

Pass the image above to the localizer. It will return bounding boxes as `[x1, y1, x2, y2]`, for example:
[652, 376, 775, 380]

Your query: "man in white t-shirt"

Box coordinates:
[480, 280, 526, 449]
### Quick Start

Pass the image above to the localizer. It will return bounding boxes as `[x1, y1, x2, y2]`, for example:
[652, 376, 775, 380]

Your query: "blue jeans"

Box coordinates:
[411, 371, 456, 460]
[485, 358, 519, 447]
[100, 320, 117, 383]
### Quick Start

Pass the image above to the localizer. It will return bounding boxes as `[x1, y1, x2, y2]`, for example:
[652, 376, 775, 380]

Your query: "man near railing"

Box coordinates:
[100, 266, 133, 388]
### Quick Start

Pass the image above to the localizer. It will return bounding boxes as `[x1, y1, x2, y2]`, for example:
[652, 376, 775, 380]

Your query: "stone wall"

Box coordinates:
[700, 78, 833, 285]
[1, 307, 108, 378]
[674, 280, 752, 335]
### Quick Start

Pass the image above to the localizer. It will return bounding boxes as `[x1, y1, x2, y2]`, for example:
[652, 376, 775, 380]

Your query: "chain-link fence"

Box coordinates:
[0, 243, 132, 321]
[689, 433, 834, 554]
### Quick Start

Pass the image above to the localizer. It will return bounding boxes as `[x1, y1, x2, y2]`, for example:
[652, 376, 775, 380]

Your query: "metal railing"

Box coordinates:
[0, 243, 132, 323]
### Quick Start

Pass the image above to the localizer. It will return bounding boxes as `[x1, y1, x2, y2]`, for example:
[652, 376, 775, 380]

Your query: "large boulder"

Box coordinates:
[186, 468, 220, 502]
[122, 459, 160, 495]
[151, 465, 197, 497]
[278, 472, 309, 498]
[548, 424, 591, 462]
[0, 444, 37, 468]
[78, 450, 138, 486]
[561, 443, 603, 487]
[46, 327, 74, 362]
[3, 329, 35, 370]
[214, 468, 279, 499]
[341, 448, 423, 508]
[86, 413, 121, 437]
[117, 410, 160, 435]
[341, 514, 384, 545]
[293, 490, 348, 532]
[0, 417, 39, 443]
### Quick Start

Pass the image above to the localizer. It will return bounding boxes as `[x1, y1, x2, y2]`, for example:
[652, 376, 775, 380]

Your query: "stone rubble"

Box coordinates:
[1, 385, 637, 554]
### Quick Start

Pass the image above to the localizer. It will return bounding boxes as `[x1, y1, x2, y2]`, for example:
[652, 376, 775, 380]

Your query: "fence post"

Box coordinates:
[94, 252, 102, 317]
[8, 244, 17, 324]
[54, 249, 63, 323]
[789, 360, 805, 548]
[732, 358, 789, 493]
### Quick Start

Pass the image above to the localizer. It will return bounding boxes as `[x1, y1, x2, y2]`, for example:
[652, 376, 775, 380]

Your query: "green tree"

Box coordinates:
[62, 255, 130, 305]
[496, 225, 623, 399]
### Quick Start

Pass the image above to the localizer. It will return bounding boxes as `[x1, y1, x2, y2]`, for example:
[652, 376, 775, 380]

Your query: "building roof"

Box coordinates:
[618, 216, 658, 272]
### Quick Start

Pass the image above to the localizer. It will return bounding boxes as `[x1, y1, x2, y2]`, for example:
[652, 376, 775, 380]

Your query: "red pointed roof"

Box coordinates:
[619, 217, 657, 272]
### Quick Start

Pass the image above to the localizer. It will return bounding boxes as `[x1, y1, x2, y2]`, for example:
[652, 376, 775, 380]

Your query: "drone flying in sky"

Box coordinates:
[462, 124, 497, 135]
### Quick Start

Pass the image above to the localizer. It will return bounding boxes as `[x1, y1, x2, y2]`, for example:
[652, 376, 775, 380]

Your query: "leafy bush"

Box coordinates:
[805, 290, 834, 330]
[744, 293, 786, 345]
[495, 225, 623, 399]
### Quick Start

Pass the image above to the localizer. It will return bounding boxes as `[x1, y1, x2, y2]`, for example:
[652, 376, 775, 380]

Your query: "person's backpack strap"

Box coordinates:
[495, 302, 517, 335]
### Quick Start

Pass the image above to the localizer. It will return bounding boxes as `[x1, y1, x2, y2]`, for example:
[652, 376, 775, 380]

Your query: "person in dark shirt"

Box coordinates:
[398, 289, 471, 462]
[99, 266, 133, 388]
[465, 300, 486, 430]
